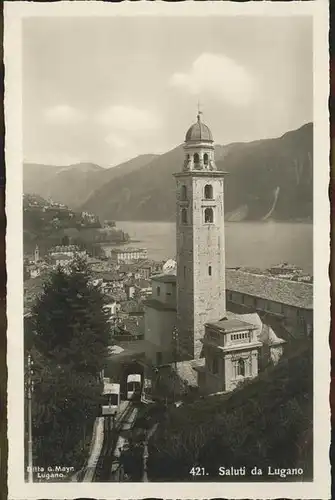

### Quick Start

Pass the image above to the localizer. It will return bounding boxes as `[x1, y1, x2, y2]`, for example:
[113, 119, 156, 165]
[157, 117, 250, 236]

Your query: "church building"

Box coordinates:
[143, 111, 282, 395]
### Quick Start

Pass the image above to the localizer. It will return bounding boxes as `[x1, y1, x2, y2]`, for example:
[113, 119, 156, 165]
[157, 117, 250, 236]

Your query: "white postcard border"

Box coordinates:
[5, 0, 330, 498]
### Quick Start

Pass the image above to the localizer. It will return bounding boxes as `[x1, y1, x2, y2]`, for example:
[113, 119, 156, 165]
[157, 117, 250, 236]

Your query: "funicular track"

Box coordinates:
[92, 400, 136, 481]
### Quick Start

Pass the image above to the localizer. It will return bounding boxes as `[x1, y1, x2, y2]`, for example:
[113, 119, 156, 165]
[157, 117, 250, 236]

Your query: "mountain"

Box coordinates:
[23, 155, 159, 209]
[81, 123, 313, 222]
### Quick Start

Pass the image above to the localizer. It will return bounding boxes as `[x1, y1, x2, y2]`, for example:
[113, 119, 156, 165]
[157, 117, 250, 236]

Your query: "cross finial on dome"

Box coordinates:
[197, 100, 202, 122]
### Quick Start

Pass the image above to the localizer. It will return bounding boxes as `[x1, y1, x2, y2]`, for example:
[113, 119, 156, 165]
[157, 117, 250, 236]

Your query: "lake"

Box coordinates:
[116, 221, 313, 275]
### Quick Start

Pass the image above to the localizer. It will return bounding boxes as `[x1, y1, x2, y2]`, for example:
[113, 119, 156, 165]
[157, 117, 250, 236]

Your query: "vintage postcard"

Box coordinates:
[5, 0, 330, 498]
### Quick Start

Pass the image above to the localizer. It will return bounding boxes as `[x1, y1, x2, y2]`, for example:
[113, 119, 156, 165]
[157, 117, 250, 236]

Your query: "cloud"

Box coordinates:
[104, 133, 129, 150]
[44, 105, 85, 124]
[97, 105, 159, 132]
[169, 53, 256, 106]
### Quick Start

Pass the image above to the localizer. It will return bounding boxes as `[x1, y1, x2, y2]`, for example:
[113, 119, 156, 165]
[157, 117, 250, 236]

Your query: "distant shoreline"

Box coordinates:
[115, 219, 313, 225]
[100, 239, 142, 247]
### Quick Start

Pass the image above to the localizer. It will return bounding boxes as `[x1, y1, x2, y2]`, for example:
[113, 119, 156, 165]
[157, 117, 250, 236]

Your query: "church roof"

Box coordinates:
[226, 269, 313, 310]
[185, 113, 213, 143]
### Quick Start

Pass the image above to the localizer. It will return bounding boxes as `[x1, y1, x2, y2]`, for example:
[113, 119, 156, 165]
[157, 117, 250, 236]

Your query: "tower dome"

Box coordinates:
[185, 112, 213, 143]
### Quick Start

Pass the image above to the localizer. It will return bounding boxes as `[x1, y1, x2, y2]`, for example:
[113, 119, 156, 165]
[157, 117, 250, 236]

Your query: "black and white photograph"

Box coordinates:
[5, 1, 330, 499]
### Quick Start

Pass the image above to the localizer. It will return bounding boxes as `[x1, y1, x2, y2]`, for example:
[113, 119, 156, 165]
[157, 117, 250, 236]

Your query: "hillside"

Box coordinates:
[81, 123, 313, 222]
[23, 154, 159, 209]
[147, 340, 312, 481]
[81, 144, 228, 221]
[23, 194, 129, 256]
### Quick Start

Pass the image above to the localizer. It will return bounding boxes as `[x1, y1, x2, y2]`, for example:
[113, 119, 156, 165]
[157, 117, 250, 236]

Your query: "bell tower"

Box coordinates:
[34, 244, 40, 264]
[174, 111, 227, 360]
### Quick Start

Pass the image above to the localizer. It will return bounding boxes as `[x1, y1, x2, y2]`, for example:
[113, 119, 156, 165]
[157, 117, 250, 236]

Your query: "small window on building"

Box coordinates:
[208, 265, 212, 276]
[181, 185, 187, 201]
[204, 184, 213, 199]
[204, 153, 209, 165]
[181, 208, 188, 224]
[194, 152, 199, 164]
[157, 286, 160, 297]
[235, 358, 245, 377]
[183, 266, 186, 278]
[245, 358, 252, 376]
[204, 207, 214, 223]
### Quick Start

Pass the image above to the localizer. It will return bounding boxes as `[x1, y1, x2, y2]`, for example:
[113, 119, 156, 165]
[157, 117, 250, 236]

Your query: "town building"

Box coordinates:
[50, 254, 73, 268]
[49, 245, 86, 259]
[135, 278, 152, 297]
[28, 266, 41, 279]
[144, 274, 177, 366]
[103, 247, 148, 262]
[125, 284, 136, 299]
[103, 301, 121, 317]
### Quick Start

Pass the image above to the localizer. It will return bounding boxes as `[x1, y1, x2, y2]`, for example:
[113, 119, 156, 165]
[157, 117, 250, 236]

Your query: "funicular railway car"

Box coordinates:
[126, 373, 142, 401]
[101, 379, 120, 417]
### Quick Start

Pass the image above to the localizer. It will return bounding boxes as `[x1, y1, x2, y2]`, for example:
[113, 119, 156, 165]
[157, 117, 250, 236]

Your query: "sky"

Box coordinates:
[23, 15, 313, 168]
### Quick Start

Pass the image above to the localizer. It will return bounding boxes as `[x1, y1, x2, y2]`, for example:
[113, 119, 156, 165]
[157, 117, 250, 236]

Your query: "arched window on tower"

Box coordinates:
[181, 208, 188, 224]
[204, 184, 213, 199]
[204, 207, 214, 224]
[193, 152, 199, 165]
[181, 185, 187, 201]
[204, 153, 209, 166]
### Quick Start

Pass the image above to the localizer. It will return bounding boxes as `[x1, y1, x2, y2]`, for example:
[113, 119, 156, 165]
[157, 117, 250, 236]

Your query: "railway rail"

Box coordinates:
[92, 400, 137, 481]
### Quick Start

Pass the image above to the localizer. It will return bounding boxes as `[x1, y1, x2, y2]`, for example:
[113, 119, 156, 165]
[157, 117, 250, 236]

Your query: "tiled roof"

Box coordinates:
[226, 269, 313, 310]
[119, 264, 135, 273]
[144, 298, 176, 312]
[151, 274, 176, 284]
[206, 317, 258, 333]
[96, 271, 121, 281]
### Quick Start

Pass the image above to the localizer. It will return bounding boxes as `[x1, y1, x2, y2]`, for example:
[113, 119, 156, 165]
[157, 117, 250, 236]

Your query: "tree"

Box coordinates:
[27, 346, 102, 469]
[30, 256, 110, 376]
[148, 341, 313, 481]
